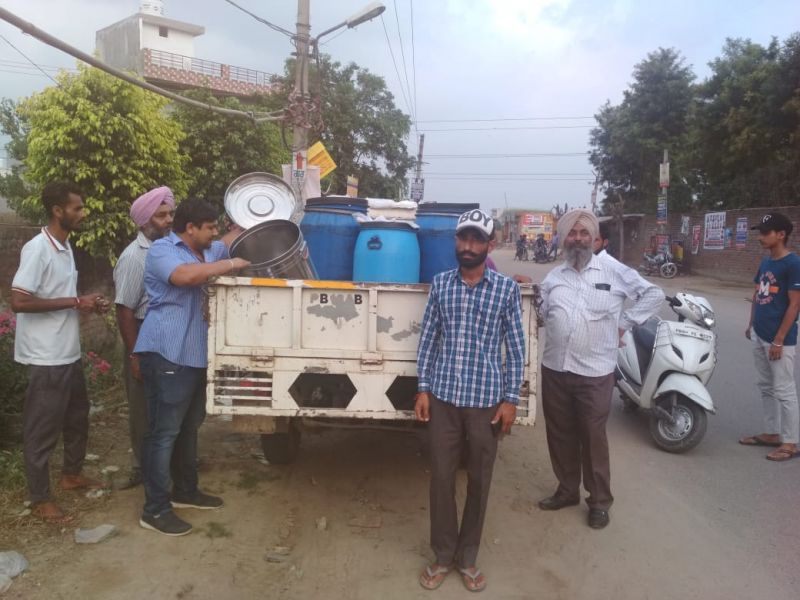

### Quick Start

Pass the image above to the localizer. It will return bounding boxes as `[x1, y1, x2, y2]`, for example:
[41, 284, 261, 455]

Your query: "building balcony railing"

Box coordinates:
[143, 48, 274, 94]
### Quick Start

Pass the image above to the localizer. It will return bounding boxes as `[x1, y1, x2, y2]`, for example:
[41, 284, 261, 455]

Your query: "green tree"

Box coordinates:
[273, 56, 414, 198]
[171, 90, 289, 207]
[15, 64, 188, 262]
[690, 36, 800, 208]
[589, 48, 696, 213]
[0, 98, 31, 206]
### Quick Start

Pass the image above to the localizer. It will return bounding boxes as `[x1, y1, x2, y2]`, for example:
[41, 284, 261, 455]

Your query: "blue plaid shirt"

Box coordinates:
[417, 267, 526, 408]
[134, 232, 229, 368]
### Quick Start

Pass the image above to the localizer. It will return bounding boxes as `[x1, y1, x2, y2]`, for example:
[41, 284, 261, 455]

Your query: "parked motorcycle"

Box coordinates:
[615, 292, 717, 453]
[532, 245, 553, 263]
[640, 250, 678, 279]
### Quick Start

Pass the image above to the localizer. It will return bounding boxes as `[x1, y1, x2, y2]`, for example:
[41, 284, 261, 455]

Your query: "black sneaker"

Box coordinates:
[139, 511, 192, 536]
[171, 491, 224, 510]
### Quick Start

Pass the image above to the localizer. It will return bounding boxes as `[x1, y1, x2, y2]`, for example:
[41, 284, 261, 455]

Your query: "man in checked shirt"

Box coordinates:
[538, 209, 663, 529]
[415, 208, 526, 593]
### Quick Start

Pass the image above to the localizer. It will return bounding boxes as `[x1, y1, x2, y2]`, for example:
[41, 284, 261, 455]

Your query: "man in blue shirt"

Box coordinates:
[134, 199, 249, 536]
[740, 212, 800, 461]
[415, 209, 525, 592]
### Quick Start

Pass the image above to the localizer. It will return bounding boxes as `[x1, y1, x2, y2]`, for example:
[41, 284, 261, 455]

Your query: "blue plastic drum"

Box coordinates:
[353, 222, 420, 283]
[416, 203, 480, 283]
[300, 197, 368, 280]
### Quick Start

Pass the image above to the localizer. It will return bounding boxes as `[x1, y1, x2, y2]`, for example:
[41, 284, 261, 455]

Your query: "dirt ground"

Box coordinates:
[2, 250, 795, 599]
[1, 404, 792, 600]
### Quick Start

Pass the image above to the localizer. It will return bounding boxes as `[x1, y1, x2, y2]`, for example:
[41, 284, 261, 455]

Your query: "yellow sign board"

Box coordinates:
[308, 141, 337, 178]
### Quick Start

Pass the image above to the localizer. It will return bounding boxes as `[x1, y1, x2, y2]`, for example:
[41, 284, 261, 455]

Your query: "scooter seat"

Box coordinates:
[632, 317, 660, 377]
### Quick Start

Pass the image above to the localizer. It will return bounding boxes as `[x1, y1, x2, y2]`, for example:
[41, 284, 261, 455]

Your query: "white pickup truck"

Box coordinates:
[206, 276, 539, 463]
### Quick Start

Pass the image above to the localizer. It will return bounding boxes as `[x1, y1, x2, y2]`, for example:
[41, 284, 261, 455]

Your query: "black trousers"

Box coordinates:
[23, 361, 89, 504]
[541, 366, 615, 510]
[428, 396, 499, 568]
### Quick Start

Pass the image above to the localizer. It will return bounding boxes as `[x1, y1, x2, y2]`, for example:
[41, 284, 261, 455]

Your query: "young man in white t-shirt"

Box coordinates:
[11, 181, 110, 524]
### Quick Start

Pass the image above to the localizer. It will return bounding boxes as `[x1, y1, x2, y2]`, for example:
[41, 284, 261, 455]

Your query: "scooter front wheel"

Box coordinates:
[649, 394, 707, 453]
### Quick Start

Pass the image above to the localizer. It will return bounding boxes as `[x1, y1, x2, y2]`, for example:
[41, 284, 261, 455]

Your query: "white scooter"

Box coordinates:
[615, 292, 717, 453]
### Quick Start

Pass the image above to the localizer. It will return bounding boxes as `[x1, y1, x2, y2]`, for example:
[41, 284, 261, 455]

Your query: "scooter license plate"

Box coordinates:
[674, 327, 713, 341]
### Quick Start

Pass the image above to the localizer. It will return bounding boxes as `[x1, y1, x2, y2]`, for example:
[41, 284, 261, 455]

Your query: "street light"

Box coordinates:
[314, 2, 386, 43]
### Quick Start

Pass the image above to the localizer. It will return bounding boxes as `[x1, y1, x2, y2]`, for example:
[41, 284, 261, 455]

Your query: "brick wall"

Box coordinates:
[0, 223, 118, 350]
[614, 205, 800, 284]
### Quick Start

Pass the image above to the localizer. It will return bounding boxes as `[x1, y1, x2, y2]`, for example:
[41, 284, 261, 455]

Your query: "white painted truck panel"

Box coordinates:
[207, 277, 538, 425]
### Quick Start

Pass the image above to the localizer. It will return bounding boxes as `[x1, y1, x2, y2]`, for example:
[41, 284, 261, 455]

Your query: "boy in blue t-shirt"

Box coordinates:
[740, 212, 800, 461]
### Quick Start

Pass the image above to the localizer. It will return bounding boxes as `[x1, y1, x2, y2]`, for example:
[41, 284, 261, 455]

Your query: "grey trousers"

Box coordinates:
[429, 396, 499, 569]
[753, 333, 799, 444]
[541, 366, 615, 510]
[22, 361, 89, 504]
[123, 354, 148, 471]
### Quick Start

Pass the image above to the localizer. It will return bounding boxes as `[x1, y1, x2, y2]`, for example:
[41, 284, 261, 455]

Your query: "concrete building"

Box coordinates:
[96, 0, 273, 97]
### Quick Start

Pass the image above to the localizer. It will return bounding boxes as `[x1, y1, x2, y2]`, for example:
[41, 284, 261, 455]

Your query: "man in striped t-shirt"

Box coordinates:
[415, 209, 525, 593]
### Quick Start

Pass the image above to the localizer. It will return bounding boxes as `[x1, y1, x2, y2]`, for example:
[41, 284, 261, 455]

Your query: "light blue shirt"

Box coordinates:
[134, 231, 228, 368]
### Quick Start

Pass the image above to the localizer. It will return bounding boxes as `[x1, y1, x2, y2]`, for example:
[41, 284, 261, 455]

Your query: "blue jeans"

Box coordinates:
[139, 353, 207, 517]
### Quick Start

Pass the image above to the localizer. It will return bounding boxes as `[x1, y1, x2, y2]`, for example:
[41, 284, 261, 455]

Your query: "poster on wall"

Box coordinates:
[681, 216, 690, 235]
[691, 225, 702, 255]
[724, 227, 733, 248]
[736, 217, 748, 248]
[655, 234, 671, 254]
[657, 194, 668, 225]
[703, 211, 726, 250]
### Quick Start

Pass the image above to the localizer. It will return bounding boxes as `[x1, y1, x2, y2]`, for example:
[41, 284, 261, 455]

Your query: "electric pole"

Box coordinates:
[414, 133, 425, 182]
[290, 0, 311, 203]
[410, 133, 425, 202]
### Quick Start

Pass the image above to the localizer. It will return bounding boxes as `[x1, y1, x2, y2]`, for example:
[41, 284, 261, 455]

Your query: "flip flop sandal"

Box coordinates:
[419, 564, 452, 590]
[739, 435, 781, 447]
[766, 447, 800, 461]
[31, 505, 74, 524]
[459, 567, 487, 592]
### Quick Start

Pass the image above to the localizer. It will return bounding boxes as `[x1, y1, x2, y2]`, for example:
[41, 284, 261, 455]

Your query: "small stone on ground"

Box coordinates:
[74, 524, 118, 544]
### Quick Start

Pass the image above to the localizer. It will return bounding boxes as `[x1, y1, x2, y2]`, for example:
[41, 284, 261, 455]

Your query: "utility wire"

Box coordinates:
[426, 152, 587, 158]
[416, 116, 595, 123]
[0, 32, 60, 86]
[0, 58, 76, 71]
[222, 0, 294, 38]
[379, 14, 413, 118]
[409, 0, 418, 131]
[420, 125, 593, 132]
[392, 0, 415, 122]
[0, 7, 283, 122]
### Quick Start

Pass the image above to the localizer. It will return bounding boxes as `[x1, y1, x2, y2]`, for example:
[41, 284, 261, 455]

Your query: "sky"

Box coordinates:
[1, 0, 799, 214]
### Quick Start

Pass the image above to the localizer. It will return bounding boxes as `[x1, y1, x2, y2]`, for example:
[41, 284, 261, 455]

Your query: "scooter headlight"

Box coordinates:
[702, 308, 715, 328]
[684, 298, 704, 323]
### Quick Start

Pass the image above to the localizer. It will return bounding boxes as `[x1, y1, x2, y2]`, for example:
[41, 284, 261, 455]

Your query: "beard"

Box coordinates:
[59, 215, 83, 232]
[142, 223, 171, 241]
[456, 248, 488, 269]
[563, 242, 593, 270]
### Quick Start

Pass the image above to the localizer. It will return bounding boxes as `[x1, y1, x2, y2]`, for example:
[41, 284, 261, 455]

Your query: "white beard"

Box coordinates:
[564, 245, 593, 270]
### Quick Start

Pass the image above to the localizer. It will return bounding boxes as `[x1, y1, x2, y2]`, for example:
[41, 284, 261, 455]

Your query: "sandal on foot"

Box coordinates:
[459, 567, 487, 592]
[419, 564, 452, 590]
[59, 474, 106, 491]
[739, 434, 781, 447]
[31, 501, 73, 524]
[766, 445, 800, 462]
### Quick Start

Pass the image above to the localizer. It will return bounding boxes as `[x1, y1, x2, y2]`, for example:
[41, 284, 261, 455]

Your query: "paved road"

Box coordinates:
[494, 247, 800, 595]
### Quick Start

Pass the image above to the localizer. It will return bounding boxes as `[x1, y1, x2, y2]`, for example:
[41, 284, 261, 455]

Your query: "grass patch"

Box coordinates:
[236, 468, 281, 493]
[0, 448, 26, 490]
[203, 521, 232, 539]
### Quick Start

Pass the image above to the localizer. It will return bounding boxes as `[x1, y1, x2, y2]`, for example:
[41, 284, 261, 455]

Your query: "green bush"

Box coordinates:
[0, 310, 27, 443]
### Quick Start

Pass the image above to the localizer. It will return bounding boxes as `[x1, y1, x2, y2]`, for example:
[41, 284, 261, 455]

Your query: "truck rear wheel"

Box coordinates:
[260, 424, 300, 464]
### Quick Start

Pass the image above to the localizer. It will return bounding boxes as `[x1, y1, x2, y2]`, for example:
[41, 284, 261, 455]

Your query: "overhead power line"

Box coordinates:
[392, 0, 415, 122]
[379, 14, 413, 118]
[0, 7, 283, 122]
[417, 116, 595, 123]
[222, 0, 294, 38]
[420, 125, 594, 132]
[426, 152, 587, 158]
[0, 32, 60, 86]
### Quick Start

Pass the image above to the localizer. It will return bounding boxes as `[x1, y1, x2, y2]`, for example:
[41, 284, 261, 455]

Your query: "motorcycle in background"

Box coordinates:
[641, 250, 678, 279]
[615, 292, 717, 453]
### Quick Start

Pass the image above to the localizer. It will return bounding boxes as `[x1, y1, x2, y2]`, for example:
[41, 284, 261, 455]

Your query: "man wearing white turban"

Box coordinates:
[112, 187, 175, 489]
[538, 209, 663, 528]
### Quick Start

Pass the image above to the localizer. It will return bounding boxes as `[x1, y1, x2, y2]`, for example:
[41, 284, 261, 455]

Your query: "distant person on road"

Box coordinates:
[740, 213, 800, 461]
[10, 181, 110, 524]
[113, 187, 175, 490]
[549, 231, 559, 259]
[134, 199, 249, 537]
[538, 209, 663, 529]
[415, 208, 525, 592]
